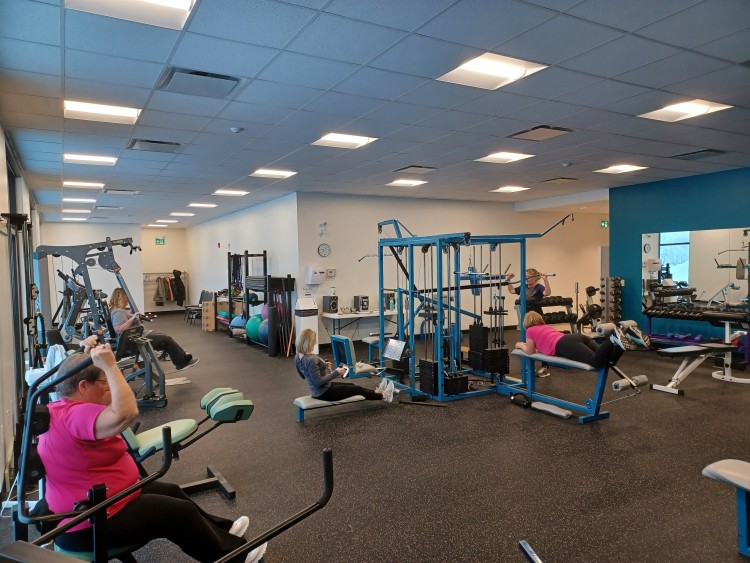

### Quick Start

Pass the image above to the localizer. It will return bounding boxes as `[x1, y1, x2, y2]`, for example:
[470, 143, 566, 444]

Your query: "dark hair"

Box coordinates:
[55, 353, 103, 397]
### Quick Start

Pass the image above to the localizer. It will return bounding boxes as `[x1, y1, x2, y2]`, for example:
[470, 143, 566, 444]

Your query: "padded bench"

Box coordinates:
[294, 395, 365, 422]
[652, 343, 739, 395]
[703, 459, 750, 557]
[509, 349, 610, 424]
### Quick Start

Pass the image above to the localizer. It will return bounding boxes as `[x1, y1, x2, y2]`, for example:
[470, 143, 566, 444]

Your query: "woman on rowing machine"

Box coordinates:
[515, 311, 628, 368]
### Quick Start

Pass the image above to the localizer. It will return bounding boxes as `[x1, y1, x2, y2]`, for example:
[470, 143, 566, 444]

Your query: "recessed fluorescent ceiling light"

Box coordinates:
[147, 224, 167, 227]
[312, 133, 377, 149]
[63, 217, 87, 221]
[491, 186, 529, 193]
[386, 179, 427, 187]
[64, 100, 141, 124]
[437, 53, 546, 90]
[64, 153, 117, 166]
[170, 212, 195, 216]
[594, 164, 647, 174]
[65, 0, 194, 30]
[188, 203, 217, 208]
[62, 209, 92, 214]
[251, 168, 297, 179]
[638, 99, 732, 122]
[63, 198, 97, 203]
[213, 189, 248, 196]
[157, 219, 178, 223]
[63, 181, 105, 188]
[476, 152, 534, 164]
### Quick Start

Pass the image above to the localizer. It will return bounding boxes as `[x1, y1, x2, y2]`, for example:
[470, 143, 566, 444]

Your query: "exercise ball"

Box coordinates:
[258, 320, 269, 345]
[218, 310, 230, 318]
[245, 314, 263, 341]
[261, 304, 270, 320]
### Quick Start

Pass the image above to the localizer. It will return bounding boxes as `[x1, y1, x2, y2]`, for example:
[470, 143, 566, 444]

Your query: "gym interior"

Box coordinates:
[1, 1, 749, 561]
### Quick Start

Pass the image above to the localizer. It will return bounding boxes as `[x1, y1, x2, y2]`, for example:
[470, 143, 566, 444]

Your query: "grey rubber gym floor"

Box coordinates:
[3, 313, 749, 562]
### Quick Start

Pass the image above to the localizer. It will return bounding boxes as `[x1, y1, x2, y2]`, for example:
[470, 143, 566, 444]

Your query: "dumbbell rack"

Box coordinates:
[538, 296, 578, 333]
[600, 277, 623, 324]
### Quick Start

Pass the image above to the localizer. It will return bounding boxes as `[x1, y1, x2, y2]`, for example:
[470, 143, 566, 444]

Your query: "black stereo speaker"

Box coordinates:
[322, 295, 338, 313]
[353, 295, 369, 312]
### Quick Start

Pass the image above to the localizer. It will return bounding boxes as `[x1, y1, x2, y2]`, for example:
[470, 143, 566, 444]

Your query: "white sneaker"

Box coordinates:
[383, 380, 395, 403]
[375, 377, 387, 394]
[244, 542, 268, 563]
[229, 516, 249, 537]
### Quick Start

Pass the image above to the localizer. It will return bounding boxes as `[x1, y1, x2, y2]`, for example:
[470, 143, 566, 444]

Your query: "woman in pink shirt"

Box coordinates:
[515, 312, 627, 368]
[38, 337, 266, 563]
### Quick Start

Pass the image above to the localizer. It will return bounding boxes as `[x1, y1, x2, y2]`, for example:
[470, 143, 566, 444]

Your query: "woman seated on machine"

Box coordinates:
[295, 329, 395, 403]
[515, 311, 630, 368]
[38, 335, 267, 562]
[109, 288, 199, 372]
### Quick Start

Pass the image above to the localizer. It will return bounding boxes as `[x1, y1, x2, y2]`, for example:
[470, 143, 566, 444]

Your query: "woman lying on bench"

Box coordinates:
[295, 329, 395, 403]
[39, 336, 266, 563]
[515, 312, 629, 369]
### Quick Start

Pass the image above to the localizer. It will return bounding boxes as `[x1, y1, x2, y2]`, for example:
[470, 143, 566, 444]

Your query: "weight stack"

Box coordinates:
[469, 350, 484, 371]
[469, 324, 489, 351]
[483, 348, 509, 375]
[444, 374, 469, 395]
[419, 359, 439, 394]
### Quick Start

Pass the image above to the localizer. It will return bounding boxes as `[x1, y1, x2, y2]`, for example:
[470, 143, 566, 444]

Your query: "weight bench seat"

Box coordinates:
[294, 395, 365, 422]
[703, 459, 750, 557]
[511, 349, 596, 371]
[653, 344, 740, 395]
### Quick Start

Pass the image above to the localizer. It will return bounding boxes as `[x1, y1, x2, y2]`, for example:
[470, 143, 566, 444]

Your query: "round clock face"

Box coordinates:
[318, 243, 331, 257]
[643, 243, 652, 253]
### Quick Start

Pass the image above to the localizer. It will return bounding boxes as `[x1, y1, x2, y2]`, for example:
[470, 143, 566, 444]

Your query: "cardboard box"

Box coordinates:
[202, 301, 216, 332]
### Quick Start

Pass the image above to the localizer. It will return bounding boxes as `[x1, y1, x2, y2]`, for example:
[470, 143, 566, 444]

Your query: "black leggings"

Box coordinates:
[55, 481, 246, 563]
[316, 381, 382, 401]
[554, 334, 623, 369]
[147, 332, 188, 367]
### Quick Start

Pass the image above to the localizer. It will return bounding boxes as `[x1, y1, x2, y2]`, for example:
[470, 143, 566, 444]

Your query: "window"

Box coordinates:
[659, 231, 690, 283]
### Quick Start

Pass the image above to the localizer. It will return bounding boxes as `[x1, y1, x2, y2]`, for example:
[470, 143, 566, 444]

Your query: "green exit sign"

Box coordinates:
[155, 237, 166, 245]
[600, 220, 609, 228]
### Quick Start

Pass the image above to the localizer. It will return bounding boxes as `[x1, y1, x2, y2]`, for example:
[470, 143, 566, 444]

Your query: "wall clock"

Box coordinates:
[318, 243, 332, 257]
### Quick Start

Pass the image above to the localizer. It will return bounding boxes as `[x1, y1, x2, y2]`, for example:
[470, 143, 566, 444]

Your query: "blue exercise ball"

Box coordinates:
[258, 319, 269, 345]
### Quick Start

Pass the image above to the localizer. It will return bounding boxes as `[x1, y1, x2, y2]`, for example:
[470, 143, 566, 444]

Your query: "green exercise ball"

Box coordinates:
[245, 314, 263, 341]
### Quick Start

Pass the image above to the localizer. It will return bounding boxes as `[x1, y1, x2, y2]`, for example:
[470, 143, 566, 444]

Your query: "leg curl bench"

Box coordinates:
[508, 349, 611, 424]
[122, 387, 253, 499]
[294, 395, 365, 423]
[652, 343, 739, 395]
[703, 459, 750, 557]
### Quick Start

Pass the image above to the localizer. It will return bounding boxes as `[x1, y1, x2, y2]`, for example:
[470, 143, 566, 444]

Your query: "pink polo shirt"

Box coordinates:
[38, 399, 140, 531]
[525, 324, 564, 356]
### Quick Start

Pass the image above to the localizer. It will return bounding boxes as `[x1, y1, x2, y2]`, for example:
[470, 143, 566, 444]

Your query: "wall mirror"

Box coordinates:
[642, 227, 749, 308]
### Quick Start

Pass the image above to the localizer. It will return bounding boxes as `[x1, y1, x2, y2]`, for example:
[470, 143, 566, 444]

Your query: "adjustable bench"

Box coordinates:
[294, 395, 366, 423]
[703, 459, 750, 557]
[508, 349, 611, 424]
[652, 343, 739, 395]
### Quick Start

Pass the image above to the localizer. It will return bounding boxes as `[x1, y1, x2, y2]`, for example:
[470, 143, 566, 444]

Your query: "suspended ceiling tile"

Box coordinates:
[385, 124, 453, 143]
[664, 65, 750, 100]
[333, 67, 428, 101]
[201, 119, 269, 137]
[614, 51, 730, 89]
[554, 79, 649, 108]
[418, 0, 554, 50]
[396, 81, 485, 110]
[275, 110, 351, 132]
[566, 0, 702, 32]
[188, 0, 317, 49]
[146, 91, 229, 117]
[131, 126, 199, 144]
[261, 124, 321, 143]
[0, 0, 60, 45]
[502, 67, 601, 98]
[258, 51, 359, 89]
[287, 13, 407, 64]
[636, 0, 750, 49]
[370, 35, 481, 79]
[218, 101, 294, 125]
[64, 10, 178, 63]
[363, 101, 442, 125]
[0, 38, 61, 75]
[325, 0, 455, 31]
[561, 35, 681, 78]
[503, 99, 585, 123]
[336, 118, 405, 138]
[693, 29, 750, 63]
[0, 93, 61, 116]
[1, 111, 64, 131]
[554, 108, 632, 130]
[414, 109, 492, 132]
[61, 118, 134, 138]
[171, 34, 279, 79]
[498, 14, 623, 65]
[452, 90, 539, 117]
[64, 50, 164, 89]
[0, 69, 61, 98]
[62, 132, 127, 149]
[304, 91, 386, 118]
[235, 80, 325, 109]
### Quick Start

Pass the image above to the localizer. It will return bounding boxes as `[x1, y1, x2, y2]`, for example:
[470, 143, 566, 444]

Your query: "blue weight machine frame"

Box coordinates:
[375, 215, 575, 405]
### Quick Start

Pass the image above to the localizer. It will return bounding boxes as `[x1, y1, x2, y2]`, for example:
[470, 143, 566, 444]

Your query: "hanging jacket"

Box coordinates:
[154, 277, 166, 306]
[172, 270, 186, 306]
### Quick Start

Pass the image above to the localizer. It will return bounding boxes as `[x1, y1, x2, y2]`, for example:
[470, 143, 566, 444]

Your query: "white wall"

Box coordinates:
[39, 223, 144, 311]
[296, 193, 609, 342]
[185, 193, 300, 305]
[141, 227, 189, 312]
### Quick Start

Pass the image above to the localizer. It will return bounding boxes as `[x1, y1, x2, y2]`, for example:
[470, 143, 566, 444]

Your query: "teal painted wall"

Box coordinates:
[610, 167, 750, 338]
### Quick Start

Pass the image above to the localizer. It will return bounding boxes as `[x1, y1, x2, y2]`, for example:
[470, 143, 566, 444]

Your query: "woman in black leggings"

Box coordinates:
[295, 329, 394, 402]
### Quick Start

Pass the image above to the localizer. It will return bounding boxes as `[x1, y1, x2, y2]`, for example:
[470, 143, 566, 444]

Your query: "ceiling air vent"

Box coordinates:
[393, 165, 436, 174]
[159, 67, 240, 98]
[541, 177, 578, 184]
[508, 125, 574, 141]
[127, 139, 182, 153]
[671, 149, 726, 160]
[103, 189, 140, 196]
